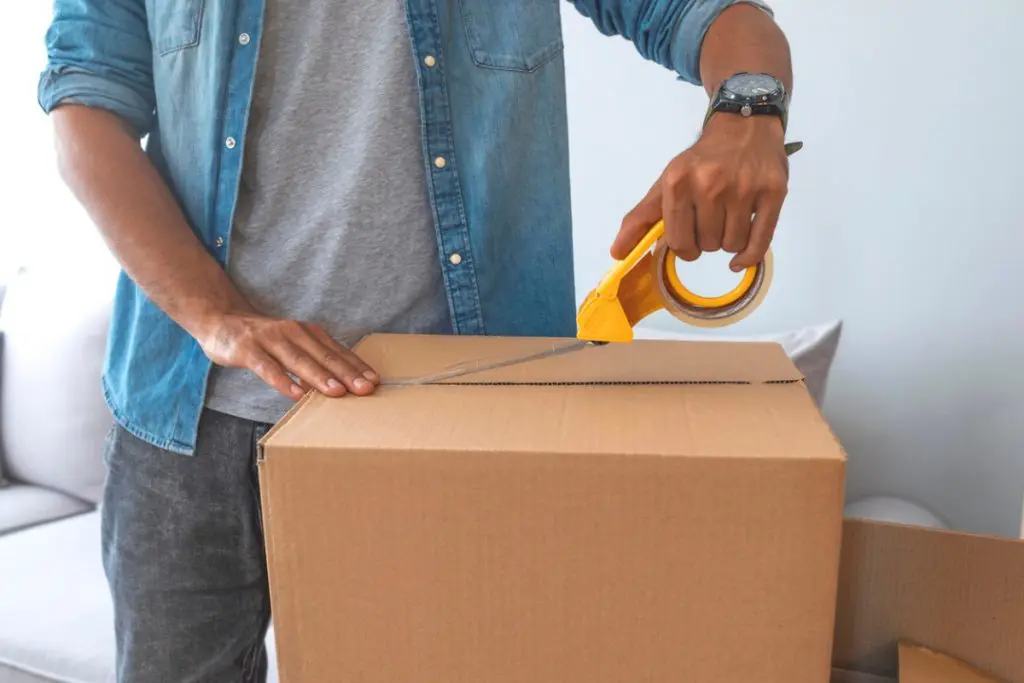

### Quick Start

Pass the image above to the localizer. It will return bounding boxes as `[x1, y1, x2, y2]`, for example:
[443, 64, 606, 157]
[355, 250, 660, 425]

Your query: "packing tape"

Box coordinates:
[652, 239, 773, 329]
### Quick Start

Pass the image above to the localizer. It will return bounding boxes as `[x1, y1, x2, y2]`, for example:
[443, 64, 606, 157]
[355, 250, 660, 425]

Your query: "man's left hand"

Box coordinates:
[612, 114, 790, 272]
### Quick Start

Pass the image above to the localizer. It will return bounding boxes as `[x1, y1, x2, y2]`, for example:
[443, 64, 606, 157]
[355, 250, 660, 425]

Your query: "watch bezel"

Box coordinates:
[720, 72, 785, 103]
[706, 71, 789, 130]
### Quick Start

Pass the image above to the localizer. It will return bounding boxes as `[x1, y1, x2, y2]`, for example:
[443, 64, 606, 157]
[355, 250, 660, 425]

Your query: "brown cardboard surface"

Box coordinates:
[898, 642, 1004, 683]
[834, 520, 1024, 683]
[356, 332, 805, 385]
[260, 334, 845, 683]
[267, 336, 834, 460]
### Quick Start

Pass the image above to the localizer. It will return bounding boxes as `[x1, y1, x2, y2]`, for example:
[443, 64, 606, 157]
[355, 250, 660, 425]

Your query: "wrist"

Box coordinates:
[178, 292, 255, 343]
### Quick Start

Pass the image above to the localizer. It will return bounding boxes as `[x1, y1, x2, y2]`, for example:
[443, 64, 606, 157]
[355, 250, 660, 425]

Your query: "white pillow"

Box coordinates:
[0, 265, 116, 503]
[633, 320, 843, 406]
[843, 496, 949, 530]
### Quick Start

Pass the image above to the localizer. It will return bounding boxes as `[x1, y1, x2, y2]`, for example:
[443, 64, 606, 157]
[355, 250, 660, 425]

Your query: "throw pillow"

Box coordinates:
[633, 320, 843, 407]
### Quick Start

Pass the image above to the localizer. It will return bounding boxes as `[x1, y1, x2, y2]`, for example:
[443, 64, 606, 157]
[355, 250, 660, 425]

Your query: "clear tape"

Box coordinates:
[380, 340, 597, 386]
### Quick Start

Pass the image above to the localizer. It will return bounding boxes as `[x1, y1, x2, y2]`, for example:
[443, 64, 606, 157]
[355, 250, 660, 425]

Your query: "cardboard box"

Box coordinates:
[259, 334, 846, 683]
[831, 519, 1024, 683]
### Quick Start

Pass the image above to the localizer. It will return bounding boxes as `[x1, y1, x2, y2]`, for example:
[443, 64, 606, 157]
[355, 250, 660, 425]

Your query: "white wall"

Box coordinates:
[0, 3, 112, 282]
[564, 0, 1024, 537]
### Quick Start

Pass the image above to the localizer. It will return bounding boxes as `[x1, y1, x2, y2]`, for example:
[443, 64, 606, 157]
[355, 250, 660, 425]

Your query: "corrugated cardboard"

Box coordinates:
[832, 520, 1024, 683]
[898, 642, 1003, 683]
[259, 334, 846, 683]
[831, 643, 1004, 683]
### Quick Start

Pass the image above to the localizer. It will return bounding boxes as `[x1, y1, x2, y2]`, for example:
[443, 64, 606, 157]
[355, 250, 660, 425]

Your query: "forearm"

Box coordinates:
[51, 105, 250, 339]
[699, 3, 792, 97]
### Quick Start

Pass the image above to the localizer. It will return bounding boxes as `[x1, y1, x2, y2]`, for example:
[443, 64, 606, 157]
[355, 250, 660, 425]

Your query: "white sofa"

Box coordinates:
[0, 265, 280, 682]
[0, 263, 842, 682]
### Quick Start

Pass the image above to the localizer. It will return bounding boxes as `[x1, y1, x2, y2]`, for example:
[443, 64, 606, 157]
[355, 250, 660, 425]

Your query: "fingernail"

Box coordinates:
[326, 378, 343, 390]
[290, 384, 305, 397]
[354, 378, 372, 392]
[363, 370, 378, 382]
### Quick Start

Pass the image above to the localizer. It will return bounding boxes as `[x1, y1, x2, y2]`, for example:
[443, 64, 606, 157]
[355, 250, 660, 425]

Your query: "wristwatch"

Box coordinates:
[703, 72, 790, 133]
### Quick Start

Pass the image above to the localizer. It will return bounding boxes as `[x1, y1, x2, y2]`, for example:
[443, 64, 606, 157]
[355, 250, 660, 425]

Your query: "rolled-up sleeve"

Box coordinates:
[37, 0, 156, 137]
[568, 0, 773, 85]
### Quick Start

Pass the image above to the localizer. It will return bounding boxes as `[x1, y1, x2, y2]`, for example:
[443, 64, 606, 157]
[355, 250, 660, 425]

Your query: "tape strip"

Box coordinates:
[653, 241, 773, 329]
[380, 340, 596, 386]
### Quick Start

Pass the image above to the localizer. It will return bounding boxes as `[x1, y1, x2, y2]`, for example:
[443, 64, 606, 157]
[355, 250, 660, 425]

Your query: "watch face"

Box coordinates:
[724, 73, 780, 99]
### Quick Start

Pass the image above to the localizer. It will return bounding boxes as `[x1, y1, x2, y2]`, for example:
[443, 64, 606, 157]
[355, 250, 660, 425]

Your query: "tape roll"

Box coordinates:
[651, 240, 773, 329]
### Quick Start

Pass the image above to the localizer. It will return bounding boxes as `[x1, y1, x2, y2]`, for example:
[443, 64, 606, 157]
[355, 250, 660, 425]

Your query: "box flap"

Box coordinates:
[264, 335, 839, 461]
[898, 642, 1004, 683]
[355, 333, 804, 385]
[834, 520, 1024, 682]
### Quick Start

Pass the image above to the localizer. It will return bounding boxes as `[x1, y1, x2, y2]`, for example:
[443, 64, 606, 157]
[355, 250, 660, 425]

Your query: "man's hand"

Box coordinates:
[196, 312, 380, 400]
[612, 114, 789, 272]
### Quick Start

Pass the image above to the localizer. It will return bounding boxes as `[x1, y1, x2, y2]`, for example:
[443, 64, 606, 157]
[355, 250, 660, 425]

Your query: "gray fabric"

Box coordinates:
[206, 0, 450, 424]
[0, 513, 112, 683]
[0, 510, 280, 683]
[102, 410, 275, 682]
[0, 485, 92, 536]
[0, 268, 112, 503]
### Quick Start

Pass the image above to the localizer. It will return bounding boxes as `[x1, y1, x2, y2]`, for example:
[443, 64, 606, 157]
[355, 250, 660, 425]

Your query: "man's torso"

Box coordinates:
[205, 0, 451, 423]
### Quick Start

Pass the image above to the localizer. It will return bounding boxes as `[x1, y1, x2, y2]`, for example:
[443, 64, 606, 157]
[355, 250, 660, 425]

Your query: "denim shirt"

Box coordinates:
[38, 0, 758, 454]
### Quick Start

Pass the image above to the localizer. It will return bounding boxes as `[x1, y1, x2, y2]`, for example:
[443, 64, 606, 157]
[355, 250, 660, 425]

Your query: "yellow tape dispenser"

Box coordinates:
[575, 218, 772, 342]
[576, 142, 801, 343]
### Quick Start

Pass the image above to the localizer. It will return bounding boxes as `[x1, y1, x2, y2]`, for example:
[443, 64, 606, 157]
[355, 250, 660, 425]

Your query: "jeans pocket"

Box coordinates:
[458, 0, 564, 72]
[149, 0, 206, 55]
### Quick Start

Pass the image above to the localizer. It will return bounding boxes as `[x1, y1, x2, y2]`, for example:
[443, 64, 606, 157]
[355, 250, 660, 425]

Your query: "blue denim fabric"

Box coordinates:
[38, 0, 755, 454]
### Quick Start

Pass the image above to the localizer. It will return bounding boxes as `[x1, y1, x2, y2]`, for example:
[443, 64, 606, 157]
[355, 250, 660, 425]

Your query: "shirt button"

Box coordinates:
[238, 33, 251, 45]
[448, 252, 462, 265]
[433, 156, 446, 169]
[423, 54, 436, 68]
[225, 137, 237, 149]
[215, 236, 225, 247]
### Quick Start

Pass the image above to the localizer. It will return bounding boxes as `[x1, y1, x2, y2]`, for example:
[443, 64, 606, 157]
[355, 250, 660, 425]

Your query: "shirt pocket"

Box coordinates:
[458, 0, 564, 72]
[149, 0, 206, 55]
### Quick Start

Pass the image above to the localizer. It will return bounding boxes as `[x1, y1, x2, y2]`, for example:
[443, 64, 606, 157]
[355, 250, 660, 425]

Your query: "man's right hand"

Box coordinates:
[197, 312, 379, 400]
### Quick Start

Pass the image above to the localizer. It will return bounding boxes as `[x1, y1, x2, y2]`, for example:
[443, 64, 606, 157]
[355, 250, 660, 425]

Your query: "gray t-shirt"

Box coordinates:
[205, 0, 450, 423]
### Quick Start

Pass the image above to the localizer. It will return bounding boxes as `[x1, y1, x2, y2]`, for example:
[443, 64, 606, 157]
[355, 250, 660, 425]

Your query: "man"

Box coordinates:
[38, 0, 794, 680]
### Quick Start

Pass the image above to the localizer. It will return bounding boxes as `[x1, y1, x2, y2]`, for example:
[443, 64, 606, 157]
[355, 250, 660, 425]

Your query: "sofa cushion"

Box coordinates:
[0, 513, 113, 682]
[0, 512, 280, 683]
[0, 265, 115, 504]
[633, 320, 843, 407]
[0, 485, 92, 536]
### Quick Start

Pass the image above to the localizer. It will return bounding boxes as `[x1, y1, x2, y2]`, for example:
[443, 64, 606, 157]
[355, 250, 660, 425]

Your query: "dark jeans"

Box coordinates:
[101, 409, 273, 683]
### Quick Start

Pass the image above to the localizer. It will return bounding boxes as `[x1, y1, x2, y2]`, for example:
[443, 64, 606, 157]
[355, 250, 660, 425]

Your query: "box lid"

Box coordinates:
[358, 333, 804, 385]
[261, 334, 838, 461]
